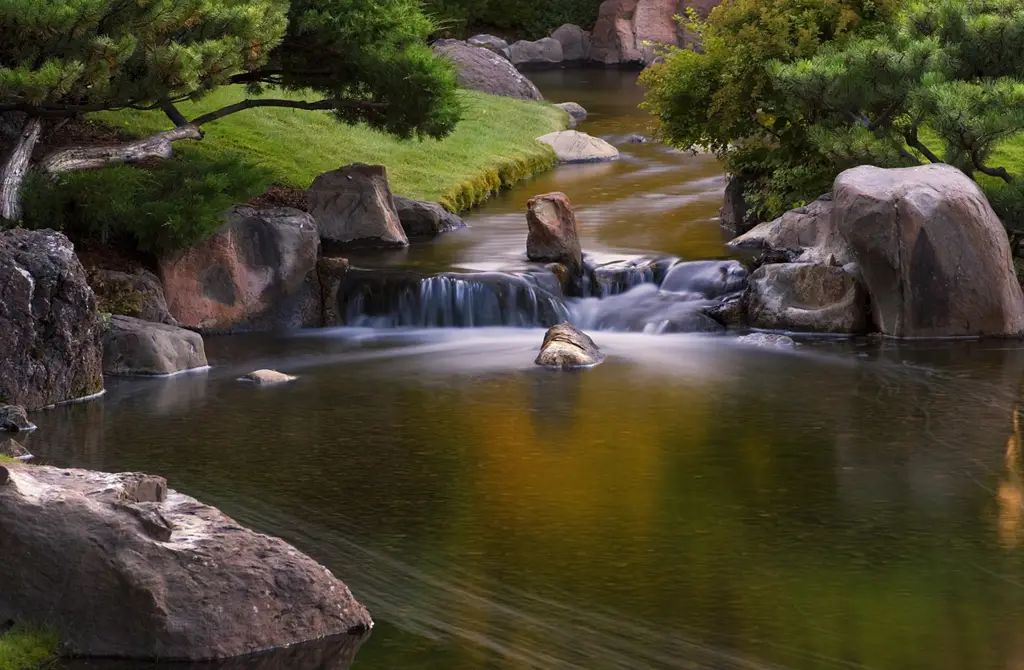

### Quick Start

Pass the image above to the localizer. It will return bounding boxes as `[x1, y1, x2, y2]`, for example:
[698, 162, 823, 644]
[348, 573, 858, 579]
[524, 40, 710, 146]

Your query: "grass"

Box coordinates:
[0, 627, 58, 670]
[94, 88, 568, 212]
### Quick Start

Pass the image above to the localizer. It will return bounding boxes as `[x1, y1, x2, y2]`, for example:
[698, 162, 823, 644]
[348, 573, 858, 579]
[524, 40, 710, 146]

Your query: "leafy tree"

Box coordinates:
[639, 0, 904, 218]
[0, 0, 460, 221]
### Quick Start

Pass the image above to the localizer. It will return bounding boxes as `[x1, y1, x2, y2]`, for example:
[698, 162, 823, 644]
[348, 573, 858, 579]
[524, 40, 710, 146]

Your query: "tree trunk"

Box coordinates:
[38, 125, 202, 175]
[0, 117, 43, 222]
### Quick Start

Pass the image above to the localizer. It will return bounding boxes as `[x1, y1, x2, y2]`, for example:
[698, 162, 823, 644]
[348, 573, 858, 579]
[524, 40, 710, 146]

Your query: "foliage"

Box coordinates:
[94, 88, 566, 213]
[640, 0, 905, 219]
[422, 0, 603, 38]
[21, 150, 273, 254]
[0, 626, 58, 670]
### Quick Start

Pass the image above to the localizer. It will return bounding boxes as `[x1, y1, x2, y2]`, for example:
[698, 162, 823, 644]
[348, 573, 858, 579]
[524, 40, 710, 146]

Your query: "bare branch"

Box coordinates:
[38, 125, 202, 175]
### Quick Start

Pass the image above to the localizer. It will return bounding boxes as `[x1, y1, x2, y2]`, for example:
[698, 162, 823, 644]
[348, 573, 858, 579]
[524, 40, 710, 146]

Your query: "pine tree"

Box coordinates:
[0, 0, 461, 221]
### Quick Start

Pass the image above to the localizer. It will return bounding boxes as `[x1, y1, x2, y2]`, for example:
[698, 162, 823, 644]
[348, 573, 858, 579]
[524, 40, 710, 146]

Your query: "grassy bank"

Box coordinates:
[94, 88, 567, 212]
[0, 627, 58, 670]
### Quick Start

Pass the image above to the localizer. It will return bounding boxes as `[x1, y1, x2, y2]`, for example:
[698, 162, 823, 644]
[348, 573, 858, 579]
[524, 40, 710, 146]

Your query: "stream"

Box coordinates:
[34, 68, 1024, 670]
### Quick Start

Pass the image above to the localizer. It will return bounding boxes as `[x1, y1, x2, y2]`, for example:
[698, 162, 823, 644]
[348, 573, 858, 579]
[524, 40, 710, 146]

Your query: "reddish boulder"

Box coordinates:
[526, 193, 584, 277]
[590, 0, 722, 64]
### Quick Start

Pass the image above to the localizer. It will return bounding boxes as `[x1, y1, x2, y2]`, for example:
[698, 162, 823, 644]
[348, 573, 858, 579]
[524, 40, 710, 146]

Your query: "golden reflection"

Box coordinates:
[997, 407, 1024, 548]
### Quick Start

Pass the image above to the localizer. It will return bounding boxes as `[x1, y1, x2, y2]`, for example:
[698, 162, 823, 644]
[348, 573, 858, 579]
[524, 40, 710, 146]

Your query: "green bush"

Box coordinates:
[22, 151, 273, 255]
[423, 0, 603, 38]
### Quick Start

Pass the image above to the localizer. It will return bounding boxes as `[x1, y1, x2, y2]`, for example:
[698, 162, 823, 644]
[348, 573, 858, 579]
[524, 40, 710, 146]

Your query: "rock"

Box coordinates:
[625, 134, 647, 143]
[0, 463, 371, 659]
[102, 315, 208, 376]
[527, 192, 584, 276]
[239, 369, 298, 385]
[590, 0, 722, 64]
[720, 174, 758, 237]
[159, 206, 322, 331]
[736, 333, 796, 348]
[589, 255, 675, 296]
[660, 260, 749, 299]
[702, 295, 745, 329]
[832, 164, 1024, 338]
[89, 269, 176, 325]
[393, 196, 467, 237]
[0, 438, 32, 461]
[308, 164, 408, 251]
[467, 34, 510, 59]
[551, 24, 591, 61]
[0, 405, 35, 433]
[536, 130, 620, 163]
[509, 37, 564, 67]
[433, 41, 543, 100]
[555, 102, 587, 123]
[728, 196, 839, 265]
[0, 229, 104, 409]
[746, 263, 869, 334]
[535, 323, 605, 368]
[318, 256, 351, 325]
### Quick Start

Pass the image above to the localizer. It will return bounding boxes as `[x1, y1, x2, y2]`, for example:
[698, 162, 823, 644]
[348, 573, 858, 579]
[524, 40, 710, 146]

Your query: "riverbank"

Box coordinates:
[93, 88, 567, 213]
[0, 627, 57, 670]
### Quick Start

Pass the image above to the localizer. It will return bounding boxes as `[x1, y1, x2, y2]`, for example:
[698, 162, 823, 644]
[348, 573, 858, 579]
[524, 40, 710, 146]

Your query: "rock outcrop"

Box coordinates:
[536, 131, 619, 163]
[393, 196, 467, 237]
[0, 463, 372, 660]
[89, 269, 177, 325]
[551, 24, 592, 62]
[308, 164, 408, 250]
[159, 206, 322, 331]
[433, 41, 543, 100]
[745, 263, 869, 334]
[535, 323, 605, 368]
[102, 316, 208, 376]
[509, 37, 564, 67]
[0, 229, 104, 409]
[527, 192, 584, 276]
[0, 405, 34, 433]
[590, 0, 721, 65]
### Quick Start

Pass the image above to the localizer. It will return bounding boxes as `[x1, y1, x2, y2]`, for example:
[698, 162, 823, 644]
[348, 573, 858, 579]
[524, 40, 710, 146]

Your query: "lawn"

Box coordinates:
[0, 627, 57, 670]
[94, 88, 568, 212]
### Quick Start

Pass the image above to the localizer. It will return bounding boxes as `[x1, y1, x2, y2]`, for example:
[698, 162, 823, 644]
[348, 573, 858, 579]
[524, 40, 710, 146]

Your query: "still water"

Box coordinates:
[31, 69, 1024, 669]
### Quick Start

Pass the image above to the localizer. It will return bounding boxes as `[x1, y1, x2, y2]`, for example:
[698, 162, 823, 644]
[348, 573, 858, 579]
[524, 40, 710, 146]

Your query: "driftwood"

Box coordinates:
[0, 117, 42, 221]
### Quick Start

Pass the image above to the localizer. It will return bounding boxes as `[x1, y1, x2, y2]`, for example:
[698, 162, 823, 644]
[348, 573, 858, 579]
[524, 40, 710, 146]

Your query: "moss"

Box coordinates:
[0, 626, 59, 670]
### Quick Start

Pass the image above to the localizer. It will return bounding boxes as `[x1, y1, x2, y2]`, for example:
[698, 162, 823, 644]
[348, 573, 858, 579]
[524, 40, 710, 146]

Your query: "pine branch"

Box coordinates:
[970, 150, 1013, 183]
[187, 97, 387, 127]
[904, 126, 943, 164]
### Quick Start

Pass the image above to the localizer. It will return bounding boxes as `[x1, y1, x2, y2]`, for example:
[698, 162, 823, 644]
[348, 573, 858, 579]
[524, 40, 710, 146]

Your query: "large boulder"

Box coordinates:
[0, 463, 372, 660]
[307, 164, 408, 250]
[159, 206, 322, 331]
[102, 315, 208, 376]
[536, 130, 619, 163]
[527, 192, 584, 276]
[590, 0, 722, 64]
[535, 323, 605, 368]
[393, 196, 467, 237]
[551, 24, 592, 62]
[746, 263, 869, 334]
[433, 41, 543, 100]
[832, 164, 1024, 338]
[467, 34, 511, 59]
[0, 229, 104, 409]
[509, 37, 564, 67]
[89, 269, 177, 325]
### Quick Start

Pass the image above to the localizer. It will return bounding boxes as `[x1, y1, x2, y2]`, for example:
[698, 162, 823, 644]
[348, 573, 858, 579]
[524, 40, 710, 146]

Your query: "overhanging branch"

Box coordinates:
[38, 125, 203, 175]
[188, 97, 387, 127]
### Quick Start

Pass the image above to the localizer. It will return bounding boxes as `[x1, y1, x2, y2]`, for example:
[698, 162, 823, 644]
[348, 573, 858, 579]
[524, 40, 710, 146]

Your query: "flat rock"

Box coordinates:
[536, 131, 619, 164]
[0, 405, 35, 433]
[0, 464, 371, 659]
[535, 323, 605, 368]
[103, 315, 208, 376]
[433, 41, 543, 100]
[393, 196, 467, 237]
[239, 369, 298, 385]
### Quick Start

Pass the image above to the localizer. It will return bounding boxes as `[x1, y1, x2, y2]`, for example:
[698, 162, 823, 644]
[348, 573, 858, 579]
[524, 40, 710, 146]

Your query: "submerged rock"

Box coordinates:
[572, 283, 725, 333]
[159, 206, 322, 331]
[527, 192, 584, 276]
[393, 196, 467, 237]
[0, 463, 371, 659]
[746, 263, 869, 334]
[588, 255, 675, 297]
[102, 315, 208, 376]
[0, 229, 104, 409]
[536, 131, 619, 164]
[0, 405, 35, 433]
[239, 369, 298, 385]
[536, 323, 605, 368]
[0, 438, 32, 460]
[308, 164, 408, 250]
[433, 41, 543, 100]
[736, 333, 796, 348]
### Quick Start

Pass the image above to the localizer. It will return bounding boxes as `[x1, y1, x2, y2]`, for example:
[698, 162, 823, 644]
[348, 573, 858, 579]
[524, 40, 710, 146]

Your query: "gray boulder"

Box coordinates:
[467, 34, 511, 59]
[90, 269, 176, 325]
[660, 260, 749, 299]
[746, 263, 869, 334]
[535, 323, 605, 368]
[527, 192, 584, 276]
[433, 41, 543, 100]
[509, 37, 564, 67]
[308, 164, 408, 250]
[728, 196, 838, 264]
[720, 175, 758, 237]
[536, 130, 619, 163]
[103, 315, 208, 376]
[159, 206, 322, 331]
[0, 405, 34, 433]
[0, 229, 104, 409]
[393, 196, 467, 237]
[551, 24, 592, 61]
[0, 463, 372, 660]
[555, 102, 587, 127]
